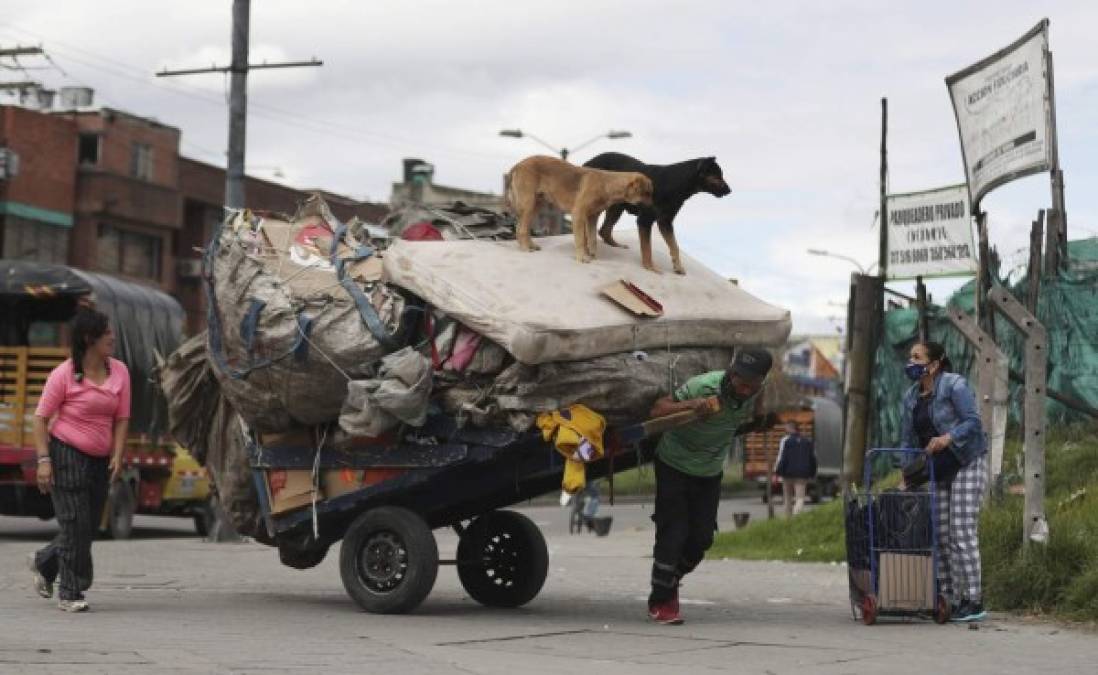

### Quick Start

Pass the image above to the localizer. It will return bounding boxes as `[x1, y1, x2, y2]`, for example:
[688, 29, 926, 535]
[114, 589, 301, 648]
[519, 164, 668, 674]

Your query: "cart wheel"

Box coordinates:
[278, 540, 330, 569]
[861, 594, 878, 626]
[340, 506, 438, 614]
[457, 510, 549, 608]
[934, 594, 952, 624]
[107, 481, 136, 540]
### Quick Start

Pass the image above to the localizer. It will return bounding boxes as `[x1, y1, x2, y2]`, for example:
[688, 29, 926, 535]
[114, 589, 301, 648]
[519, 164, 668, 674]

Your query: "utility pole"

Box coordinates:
[878, 98, 888, 280]
[157, 0, 321, 209]
[0, 46, 46, 101]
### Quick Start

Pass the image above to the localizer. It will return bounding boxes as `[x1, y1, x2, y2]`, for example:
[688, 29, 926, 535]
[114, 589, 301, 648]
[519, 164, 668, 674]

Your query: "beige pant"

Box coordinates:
[782, 479, 808, 518]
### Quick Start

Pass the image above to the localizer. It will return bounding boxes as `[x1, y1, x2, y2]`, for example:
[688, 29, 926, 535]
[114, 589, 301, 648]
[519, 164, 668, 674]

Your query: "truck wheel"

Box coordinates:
[193, 498, 215, 537]
[457, 510, 548, 608]
[108, 481, 136, 540]
[278, 539, 330, 569]
[340, 506, 438, 614]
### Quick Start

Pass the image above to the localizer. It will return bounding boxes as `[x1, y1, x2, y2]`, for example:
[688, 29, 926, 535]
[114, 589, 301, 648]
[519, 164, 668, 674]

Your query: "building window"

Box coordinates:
[78, 133, 100, 165]
[130, 142, 153, 181]
[1, 216, 69, 264]
[97, 223, 161, 280]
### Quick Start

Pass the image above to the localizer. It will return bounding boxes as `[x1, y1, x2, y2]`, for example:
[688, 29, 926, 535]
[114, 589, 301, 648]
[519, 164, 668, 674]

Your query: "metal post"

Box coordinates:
[916, 276, 928, 342]
[878, 98, 888, 279]
[946, 307, 1009, 494]
[842, 273, 882, 487]
[1027, 211, 1044, 312]
[1046, 50, 1067, 269]
[988, 288, 1049, 545]
[975, 211, 995, 340]
[225, 0, 250, 210]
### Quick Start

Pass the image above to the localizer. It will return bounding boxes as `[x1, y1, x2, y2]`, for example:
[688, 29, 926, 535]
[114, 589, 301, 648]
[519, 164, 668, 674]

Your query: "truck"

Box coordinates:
[742, 396, 842, 503]
[0, 260, 212, 538]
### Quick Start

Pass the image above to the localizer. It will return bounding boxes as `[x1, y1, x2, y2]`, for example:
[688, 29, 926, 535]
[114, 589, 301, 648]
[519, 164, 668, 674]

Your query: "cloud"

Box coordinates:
[3, 0, 1096, 337]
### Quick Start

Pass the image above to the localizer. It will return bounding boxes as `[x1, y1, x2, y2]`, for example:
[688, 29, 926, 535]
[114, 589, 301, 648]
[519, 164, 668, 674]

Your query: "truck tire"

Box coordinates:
[193, 498, 215, 537]
[107, 481, 136, 540]
[340, 506, 438, 614]
[457, 510, 548, 608]
[278, 539, 329, 569]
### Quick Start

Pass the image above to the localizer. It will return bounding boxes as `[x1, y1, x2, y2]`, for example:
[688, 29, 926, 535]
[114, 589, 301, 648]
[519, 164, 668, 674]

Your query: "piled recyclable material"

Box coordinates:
[158, 195, 791, 534]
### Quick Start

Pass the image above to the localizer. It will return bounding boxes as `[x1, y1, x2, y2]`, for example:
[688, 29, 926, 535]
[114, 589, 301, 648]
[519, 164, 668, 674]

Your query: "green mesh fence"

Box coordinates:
[872, 237, 1098, 447]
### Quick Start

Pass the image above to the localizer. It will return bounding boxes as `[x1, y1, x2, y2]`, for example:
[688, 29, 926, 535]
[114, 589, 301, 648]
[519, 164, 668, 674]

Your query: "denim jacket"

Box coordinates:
[900, 371, 986, 465]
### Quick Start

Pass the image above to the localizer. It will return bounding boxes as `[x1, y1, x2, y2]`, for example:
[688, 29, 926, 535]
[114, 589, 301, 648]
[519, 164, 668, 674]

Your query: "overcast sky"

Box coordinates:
[3, 1, 1095, 335]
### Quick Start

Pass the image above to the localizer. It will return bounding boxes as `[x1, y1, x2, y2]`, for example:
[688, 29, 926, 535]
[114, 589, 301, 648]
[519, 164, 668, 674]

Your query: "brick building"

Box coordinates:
[0, 105, 77, 264]
[0, 102, 389, 336]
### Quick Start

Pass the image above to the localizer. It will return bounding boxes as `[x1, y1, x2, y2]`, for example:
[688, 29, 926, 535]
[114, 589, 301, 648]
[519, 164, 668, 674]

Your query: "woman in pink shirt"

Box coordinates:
[27, 307, 131, 613]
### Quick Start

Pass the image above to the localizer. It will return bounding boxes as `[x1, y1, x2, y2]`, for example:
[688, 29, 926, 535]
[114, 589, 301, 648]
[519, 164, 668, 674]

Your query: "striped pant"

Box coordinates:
[935, 453, 987, 604]
[34, 438, 109, 602]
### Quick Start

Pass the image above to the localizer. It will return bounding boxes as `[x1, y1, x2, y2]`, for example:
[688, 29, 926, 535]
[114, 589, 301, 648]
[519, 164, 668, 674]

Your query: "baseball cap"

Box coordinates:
[728, 348, 773, 380]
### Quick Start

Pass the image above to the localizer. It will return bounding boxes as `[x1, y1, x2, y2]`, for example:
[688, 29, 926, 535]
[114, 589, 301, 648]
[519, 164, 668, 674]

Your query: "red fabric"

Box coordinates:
[401, 222, 444, 241]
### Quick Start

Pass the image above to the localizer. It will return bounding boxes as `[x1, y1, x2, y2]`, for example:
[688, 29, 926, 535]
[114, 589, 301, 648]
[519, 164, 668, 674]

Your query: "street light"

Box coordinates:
[499, 128, 632, 161]
[807, 248, 878, 275]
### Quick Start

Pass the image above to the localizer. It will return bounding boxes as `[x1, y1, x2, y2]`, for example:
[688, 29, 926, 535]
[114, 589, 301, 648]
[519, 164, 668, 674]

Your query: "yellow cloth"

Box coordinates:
[536, 404, 607, 494]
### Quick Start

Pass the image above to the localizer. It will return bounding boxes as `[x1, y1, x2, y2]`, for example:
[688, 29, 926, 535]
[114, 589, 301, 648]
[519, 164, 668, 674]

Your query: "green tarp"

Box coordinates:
[872, 238, 1098, 447]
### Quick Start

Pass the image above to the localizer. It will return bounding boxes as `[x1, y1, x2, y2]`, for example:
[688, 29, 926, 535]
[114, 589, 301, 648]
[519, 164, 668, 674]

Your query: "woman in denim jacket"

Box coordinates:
[900, 341, 988, 622]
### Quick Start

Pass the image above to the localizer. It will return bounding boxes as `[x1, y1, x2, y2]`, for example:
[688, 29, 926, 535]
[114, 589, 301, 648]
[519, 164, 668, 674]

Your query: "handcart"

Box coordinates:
[844, 448, 951, 625]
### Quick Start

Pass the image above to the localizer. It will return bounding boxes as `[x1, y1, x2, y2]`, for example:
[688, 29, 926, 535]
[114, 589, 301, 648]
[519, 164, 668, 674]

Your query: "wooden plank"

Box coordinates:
[253, 443, 469, 470]
[12, 349, 27, 450]
[988, 287, 1049, 545]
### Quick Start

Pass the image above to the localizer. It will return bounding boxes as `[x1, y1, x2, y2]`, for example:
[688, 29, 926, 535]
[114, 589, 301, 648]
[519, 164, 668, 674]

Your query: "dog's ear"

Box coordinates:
[697, 157, 718, 174]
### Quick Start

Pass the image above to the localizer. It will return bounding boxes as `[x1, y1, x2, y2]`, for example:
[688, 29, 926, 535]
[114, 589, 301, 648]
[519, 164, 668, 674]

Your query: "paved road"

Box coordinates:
[2, 499, 1094, 674]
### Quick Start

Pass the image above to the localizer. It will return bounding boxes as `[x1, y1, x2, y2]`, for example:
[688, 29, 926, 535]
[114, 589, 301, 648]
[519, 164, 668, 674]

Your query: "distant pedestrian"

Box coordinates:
[28, 308, 130, 613]
[775, 421, 816, 517]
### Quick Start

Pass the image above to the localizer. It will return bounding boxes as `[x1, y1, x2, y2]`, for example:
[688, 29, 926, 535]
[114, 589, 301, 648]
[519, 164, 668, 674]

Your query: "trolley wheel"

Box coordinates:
[457, 510, 549, 608]
[340, 506, 438, 614]
[861, 594, 878, 626]
[934, 594, 952, 624]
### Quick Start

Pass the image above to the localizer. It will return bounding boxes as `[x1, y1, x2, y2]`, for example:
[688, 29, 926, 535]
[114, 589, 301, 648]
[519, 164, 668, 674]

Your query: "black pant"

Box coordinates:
[649, 457, 723, 604]
[34, 437, 109, 601]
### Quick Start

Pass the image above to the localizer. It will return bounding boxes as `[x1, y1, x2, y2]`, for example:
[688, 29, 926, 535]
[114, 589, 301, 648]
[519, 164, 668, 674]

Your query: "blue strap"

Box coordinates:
[240, 298, 267, 362]
[204, 211, 315, 380]
[327, 221, 397, 350]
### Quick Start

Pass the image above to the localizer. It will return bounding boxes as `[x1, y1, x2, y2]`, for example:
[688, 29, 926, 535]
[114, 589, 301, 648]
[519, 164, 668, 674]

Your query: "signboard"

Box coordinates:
[946, 20, 1052, 209]
[886, 184, 977, 280]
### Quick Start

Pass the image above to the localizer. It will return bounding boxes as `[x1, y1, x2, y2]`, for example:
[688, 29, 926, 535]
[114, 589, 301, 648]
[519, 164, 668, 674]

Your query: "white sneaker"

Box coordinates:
[27, 553, 52, 599]
[58, 599, 89, 613]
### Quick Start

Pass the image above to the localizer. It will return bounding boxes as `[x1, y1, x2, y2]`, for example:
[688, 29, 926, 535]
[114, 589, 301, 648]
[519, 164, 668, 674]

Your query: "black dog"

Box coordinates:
[583, 152, 730, 274]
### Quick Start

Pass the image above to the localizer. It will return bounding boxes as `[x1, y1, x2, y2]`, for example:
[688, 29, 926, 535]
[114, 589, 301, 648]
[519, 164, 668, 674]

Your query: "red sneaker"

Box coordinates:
[648, 599, 684, 625]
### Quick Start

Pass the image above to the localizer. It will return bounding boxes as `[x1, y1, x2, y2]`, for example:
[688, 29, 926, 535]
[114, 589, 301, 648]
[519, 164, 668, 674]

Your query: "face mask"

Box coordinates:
[904, 361, 927, 381]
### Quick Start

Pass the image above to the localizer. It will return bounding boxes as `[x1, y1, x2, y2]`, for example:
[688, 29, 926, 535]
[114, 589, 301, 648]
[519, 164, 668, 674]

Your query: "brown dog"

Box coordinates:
[506, 155, 653, 263]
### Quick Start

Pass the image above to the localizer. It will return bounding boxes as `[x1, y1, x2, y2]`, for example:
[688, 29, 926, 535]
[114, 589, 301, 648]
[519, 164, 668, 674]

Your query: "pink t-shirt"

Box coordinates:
[35, 357, 131, 457]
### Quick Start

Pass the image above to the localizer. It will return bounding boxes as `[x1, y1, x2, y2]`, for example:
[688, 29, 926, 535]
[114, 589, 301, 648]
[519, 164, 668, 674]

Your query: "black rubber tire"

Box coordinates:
[193, 498, 215, 537]
[340, 506, 438, 614]
[457, 510, 549, 608]
[107, 481, 136, 540]
[278, 540, 330, 569]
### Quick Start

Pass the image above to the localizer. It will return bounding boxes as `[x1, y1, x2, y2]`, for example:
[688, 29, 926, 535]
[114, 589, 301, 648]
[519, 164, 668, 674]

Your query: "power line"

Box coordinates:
[0, 23, 514, 164]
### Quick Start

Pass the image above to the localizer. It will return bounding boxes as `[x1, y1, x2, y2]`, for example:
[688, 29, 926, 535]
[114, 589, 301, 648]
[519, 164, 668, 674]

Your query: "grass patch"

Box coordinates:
[708, 424, 1098, 622]
[708, 497, 846, 562]
[610, 462, 749, 496]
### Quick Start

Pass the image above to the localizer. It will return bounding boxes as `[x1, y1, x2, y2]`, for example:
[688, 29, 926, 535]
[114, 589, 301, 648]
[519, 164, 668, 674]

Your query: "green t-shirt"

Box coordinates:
[655, 370, 759, 477]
